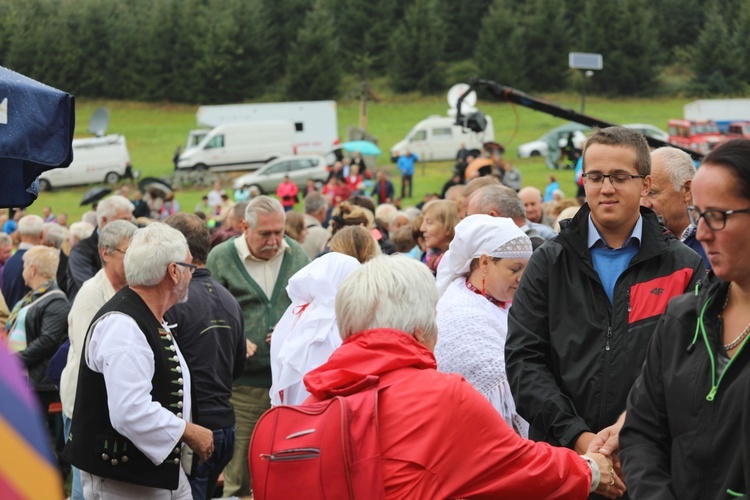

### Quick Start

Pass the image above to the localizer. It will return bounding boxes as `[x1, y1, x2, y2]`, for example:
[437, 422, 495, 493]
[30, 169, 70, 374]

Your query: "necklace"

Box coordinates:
[721, 283, 750, 351]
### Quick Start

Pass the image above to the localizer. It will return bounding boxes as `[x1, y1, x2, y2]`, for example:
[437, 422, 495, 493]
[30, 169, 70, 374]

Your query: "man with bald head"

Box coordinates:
[641, 147, 708, 269]
[518, 186, 557, 240]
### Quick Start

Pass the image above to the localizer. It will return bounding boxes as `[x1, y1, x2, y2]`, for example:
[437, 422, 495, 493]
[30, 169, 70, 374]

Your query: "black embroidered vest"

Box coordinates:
[62, 286, 185, 490]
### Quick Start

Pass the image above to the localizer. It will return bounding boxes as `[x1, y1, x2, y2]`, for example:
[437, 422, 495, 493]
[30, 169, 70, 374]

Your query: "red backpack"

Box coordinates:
[249, 373, 402, 500]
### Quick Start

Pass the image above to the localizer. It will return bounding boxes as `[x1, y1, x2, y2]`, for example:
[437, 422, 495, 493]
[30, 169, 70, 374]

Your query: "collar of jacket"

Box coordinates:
[557, 203, 674, 266]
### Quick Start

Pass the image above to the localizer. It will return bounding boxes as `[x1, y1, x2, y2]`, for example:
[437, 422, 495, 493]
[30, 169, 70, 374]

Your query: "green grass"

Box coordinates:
[26, 93, 690, 222]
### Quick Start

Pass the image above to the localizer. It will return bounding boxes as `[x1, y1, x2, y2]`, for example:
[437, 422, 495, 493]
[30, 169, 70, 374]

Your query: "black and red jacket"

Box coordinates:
[506, 204, 705, 450]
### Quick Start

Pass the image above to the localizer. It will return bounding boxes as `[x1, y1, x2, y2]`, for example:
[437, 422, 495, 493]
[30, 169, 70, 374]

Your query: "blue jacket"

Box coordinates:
[397, 154, 418, 176]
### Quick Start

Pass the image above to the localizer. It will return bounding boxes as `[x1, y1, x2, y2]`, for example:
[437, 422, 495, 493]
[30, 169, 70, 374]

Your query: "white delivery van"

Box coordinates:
[390, 115, 495, 162]
[38, 134, 133, 191]
[176, 121, 296, 171]
[195, 101, 338, 155]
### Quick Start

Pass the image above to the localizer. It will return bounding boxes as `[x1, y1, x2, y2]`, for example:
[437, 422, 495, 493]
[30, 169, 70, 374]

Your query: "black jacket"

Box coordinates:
[17, 281, 70, 393]
[620, 276, 747, 499]
[67, 230, 101, 301]
[163, 268, 246, 429]
[506, 204, 705, 449]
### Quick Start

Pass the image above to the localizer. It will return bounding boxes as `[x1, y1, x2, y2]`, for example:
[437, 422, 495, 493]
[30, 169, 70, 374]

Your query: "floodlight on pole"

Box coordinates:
[569, 52, 602, 114]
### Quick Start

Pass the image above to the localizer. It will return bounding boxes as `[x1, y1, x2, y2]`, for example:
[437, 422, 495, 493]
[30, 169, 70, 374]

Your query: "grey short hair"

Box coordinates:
[374, 203, 398, 228]
[124, 222, 188, 287]
[82, 211, 98, 227]
[43, 224, 68, 249]
[18, 215, 44, 237]
[652, 147, 696, 191]
[22, 245, 59, 279]
[335, 255, 438, 342]
[0, 232, 12, 248]
[245, 195, 284, 229]
[69, 221, 95, 243]
[97, 195, 135, 227]
[304, 191, 328, 215]
[98, 220, 137, 255]
[472, 185, 525, 219]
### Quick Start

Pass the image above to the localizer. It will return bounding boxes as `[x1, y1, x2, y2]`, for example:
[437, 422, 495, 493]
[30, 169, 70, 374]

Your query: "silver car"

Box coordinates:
[232, 155, 328, 194]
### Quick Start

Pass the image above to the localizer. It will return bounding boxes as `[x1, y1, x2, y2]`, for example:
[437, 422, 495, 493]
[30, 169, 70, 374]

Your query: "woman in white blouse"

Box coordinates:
[434, 214, 533, 436]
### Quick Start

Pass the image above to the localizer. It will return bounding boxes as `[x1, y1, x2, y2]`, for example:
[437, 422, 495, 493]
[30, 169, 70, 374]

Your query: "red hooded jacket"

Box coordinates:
[303, 329, 591, 499]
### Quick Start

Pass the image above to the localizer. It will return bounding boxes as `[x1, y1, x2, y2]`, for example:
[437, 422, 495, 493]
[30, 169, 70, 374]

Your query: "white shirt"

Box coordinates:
[86, 313, 191, 465]
[60, 269, 116, 418]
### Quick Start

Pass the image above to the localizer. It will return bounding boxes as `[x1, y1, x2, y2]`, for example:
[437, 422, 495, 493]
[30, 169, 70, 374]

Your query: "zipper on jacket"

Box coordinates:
[606, 326, 612, 351]
[701, 311, 750, 401]
[626, 289, 631, 313]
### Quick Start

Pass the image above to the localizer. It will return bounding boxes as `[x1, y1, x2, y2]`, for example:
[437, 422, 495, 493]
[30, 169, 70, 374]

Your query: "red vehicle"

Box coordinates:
[667, 119, 723, 154]
[726, 121, 750, 140]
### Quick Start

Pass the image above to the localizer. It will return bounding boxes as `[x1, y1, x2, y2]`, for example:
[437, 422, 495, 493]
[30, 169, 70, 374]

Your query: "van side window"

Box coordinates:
[206, 135, 225, 149]
[432, 127, 452, 140]
[411, 130, 427, 142]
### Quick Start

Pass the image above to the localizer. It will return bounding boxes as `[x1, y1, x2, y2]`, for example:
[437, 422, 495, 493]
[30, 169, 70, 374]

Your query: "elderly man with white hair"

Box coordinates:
[59, 220, 137, 500]
[63, 222, 213, 499]
[67, 195, 134, 300]
[2, 214, 44, 308]
[206, 195, 309, 497]
[640, 146, 708, 269]
[290, 255, 622, 499]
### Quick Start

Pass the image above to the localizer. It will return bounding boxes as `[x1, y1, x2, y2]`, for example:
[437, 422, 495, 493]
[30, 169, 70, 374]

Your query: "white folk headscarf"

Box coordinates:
[436, 214, 532, 297]
[270, 252, 360, 406]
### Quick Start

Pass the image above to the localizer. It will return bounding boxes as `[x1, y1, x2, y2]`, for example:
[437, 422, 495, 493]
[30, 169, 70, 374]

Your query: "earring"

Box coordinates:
[482, 273, 486, 296]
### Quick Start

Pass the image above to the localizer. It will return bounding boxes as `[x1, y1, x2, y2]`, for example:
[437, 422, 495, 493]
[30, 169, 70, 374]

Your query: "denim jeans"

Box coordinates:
[62, 413, 84, 500]
[189, 425, 236, 500]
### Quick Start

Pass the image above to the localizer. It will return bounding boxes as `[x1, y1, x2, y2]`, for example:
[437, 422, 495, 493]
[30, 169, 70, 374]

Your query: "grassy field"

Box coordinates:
[25, 93, 689, 221]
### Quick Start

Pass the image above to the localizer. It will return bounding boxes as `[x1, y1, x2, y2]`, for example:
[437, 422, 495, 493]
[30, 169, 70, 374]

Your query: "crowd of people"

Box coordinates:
[1, 129, 750, 499]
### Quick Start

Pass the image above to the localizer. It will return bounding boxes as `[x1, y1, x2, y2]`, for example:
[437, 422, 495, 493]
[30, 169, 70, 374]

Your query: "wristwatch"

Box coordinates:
[581, 455, 600, 493]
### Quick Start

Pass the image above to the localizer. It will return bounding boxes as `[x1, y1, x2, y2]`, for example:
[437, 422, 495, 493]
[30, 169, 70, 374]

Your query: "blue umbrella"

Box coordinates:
[0, 66, 75, 208]
[341, 140, 381, 156]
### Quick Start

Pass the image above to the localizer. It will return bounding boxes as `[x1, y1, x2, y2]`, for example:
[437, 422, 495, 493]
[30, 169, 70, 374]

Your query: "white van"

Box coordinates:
[38, 134, 133, 191]
[390, 115, 495, 162]
[176, 121, 296, 171]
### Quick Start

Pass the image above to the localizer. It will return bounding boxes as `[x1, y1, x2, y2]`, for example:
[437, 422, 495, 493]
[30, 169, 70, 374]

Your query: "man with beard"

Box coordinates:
[64, 222, 214, 498]
[206, 196, 310, 497]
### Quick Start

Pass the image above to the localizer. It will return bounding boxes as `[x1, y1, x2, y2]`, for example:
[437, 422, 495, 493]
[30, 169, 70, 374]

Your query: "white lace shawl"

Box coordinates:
[434, 277, 529, 437]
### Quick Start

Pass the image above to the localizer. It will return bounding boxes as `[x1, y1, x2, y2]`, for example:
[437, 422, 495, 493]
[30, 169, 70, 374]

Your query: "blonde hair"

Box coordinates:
[421, 199, 459, 241]
[329, 226, 381, 263]
[22, 245, 59, 280]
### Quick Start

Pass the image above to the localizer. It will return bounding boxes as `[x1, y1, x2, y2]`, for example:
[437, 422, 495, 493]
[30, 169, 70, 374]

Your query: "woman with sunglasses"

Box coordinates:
[620, 139, 750, 499]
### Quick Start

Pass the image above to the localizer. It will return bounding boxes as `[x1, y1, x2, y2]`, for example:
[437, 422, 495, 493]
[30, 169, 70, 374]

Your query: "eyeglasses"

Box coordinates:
[175, 262, 197, 274]
[582, 173, 645, 187]
[687, 206, 750, 231]
[113, 248, 127, 255]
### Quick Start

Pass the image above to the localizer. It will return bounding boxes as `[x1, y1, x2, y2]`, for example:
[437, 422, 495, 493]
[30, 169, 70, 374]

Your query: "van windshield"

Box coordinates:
[187, 131, 208, 149]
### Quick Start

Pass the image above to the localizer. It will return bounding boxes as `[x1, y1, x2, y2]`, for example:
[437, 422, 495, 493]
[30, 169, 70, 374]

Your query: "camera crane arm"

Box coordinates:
[455, 78, 704, 162]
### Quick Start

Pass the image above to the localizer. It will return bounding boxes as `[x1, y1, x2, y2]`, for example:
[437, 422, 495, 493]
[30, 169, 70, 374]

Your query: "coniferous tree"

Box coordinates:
[689, 5, 740, 96]
[439, 0, 492, 62]
[520, 0, 571, 92]
[473, 0, 526, 89]
[388, 0, 445, 93]
[731, 0, 750, 91]
[284, 3, 341, 100]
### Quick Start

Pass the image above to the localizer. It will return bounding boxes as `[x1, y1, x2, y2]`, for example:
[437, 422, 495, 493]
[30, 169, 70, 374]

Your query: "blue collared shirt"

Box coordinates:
[587, 215, 642, 302]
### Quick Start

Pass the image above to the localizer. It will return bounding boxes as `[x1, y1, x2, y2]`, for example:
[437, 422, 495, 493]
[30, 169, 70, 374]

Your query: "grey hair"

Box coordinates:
[0, 232, 12, 247]
[82, 211, 98, 227]
[245, 195, 284, 229]
[472, 185, 526, 219]
[390, 210, 410, 226]
[374, 203, 398, 228]
[96, 195, 135, 227]
[98, 220, 137, 255]
[652, 147, 696, 192]
[42, 224, 68, 249]
[18, 215, 44, 237]
[335, 255, 438, 342]
[304, 191, 328, 215]
[124, 222, 188, 287]
[69, 221, 95, 243]
[22, 245, 59, 279]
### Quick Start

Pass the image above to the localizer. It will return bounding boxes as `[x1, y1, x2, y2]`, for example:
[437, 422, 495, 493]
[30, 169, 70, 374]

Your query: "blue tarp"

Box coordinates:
[0, 66, 75, 208]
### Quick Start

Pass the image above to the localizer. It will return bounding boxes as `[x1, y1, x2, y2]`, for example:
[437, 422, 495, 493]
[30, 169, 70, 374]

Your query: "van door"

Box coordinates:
[203, 134, 227, 168]
[429, 126, 455, 161]
[407, 129, 428, 160]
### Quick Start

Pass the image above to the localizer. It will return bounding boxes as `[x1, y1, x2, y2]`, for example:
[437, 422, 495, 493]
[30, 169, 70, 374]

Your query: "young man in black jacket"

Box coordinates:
[505, 127, 705, 498]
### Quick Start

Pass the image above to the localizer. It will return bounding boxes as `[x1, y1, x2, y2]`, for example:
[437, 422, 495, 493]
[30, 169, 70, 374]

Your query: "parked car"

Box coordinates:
[232, 155, 328, 194]
[623, 123, 670, 142]
[517, 130, 587, 158]
[726, 121, 750, 140]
